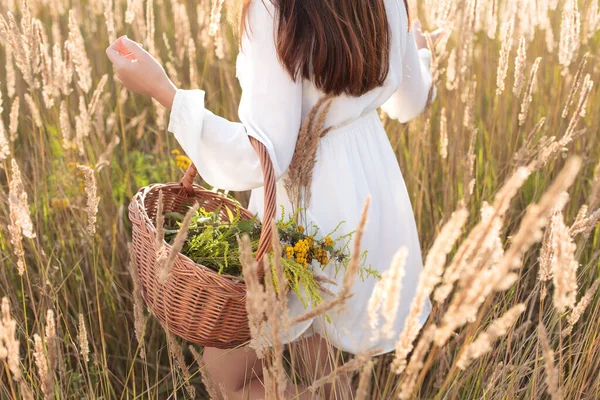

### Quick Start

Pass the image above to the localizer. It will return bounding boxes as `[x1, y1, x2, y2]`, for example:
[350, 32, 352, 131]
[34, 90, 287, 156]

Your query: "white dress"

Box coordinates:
[167, 0, 435, 355]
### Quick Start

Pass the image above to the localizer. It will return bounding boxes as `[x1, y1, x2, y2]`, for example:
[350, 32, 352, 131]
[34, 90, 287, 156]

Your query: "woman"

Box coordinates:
[107, 0, 441, 397]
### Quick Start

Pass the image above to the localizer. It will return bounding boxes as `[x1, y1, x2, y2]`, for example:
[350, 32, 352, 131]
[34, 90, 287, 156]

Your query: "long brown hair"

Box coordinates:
[240, 0, 410, 97]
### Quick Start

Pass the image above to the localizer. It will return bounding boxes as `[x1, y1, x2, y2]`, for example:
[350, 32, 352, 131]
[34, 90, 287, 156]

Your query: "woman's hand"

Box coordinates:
[105, 35, 177, 110]
[412, 20, 445, 50]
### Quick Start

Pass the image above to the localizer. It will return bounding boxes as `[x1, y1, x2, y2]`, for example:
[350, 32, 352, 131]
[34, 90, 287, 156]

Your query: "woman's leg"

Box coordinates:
[202, 345, 312, 399]
[289, 333, 355, 399]
[201, 346, 263, 399]
[202, 335, 353, 399]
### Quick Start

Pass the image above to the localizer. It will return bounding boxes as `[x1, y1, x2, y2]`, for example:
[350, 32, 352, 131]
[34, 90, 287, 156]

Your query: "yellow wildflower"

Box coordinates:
[294, 239, 310, 267]
[315, 248, 329, 265]
[285, 246, 294, 259]
[324, 235, 334, 247]
[294, 239, 307, 256]
[175, 155, 192, 169]
[298, 225, 305, 233]
[171, 149, 181, 155]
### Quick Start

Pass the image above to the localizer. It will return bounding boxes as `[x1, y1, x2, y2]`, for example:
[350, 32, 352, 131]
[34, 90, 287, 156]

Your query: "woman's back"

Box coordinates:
[235, 0, 436, 135]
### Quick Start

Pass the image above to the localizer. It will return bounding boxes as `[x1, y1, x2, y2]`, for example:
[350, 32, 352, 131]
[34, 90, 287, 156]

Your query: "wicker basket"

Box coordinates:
[128, 137, 276, 349]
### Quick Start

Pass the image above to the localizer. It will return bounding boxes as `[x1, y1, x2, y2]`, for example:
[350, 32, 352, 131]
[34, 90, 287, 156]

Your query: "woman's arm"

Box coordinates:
[153, 81, 177, 111]
[164, 0, 302, 192]
[107, 0, 302, 192]
[106, 35, 178, 106]
[381, 23, 439, 123]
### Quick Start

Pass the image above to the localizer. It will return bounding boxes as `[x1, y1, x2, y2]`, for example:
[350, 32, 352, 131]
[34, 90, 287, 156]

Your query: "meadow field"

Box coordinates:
[0, 0, 599, 398]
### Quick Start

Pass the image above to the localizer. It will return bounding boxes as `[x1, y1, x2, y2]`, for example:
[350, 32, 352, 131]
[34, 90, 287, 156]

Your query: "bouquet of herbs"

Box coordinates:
[163, 204, 378, 307]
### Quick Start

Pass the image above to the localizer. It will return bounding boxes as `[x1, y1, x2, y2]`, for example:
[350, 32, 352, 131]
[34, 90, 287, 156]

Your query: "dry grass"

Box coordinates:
[0, 0, 599, 399]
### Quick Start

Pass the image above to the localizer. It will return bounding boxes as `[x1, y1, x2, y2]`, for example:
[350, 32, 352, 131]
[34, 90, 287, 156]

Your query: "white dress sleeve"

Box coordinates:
[380, 29, 437, 123]
[167, 0, 302, 192]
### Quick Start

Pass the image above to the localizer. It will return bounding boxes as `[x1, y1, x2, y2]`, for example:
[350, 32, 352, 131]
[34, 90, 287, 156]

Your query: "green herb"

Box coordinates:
[163, 203, 380, 307]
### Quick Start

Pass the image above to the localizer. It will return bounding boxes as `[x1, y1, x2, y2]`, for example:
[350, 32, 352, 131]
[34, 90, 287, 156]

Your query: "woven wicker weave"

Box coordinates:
[128, 137, 276, 349]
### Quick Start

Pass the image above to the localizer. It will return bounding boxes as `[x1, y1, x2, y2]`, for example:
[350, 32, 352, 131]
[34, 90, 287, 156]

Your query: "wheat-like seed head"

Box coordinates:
[513, 36, 527, 96]
[125, 0, 139, 24]
[103, 0, 117, 43]
[8, 96, 19, 142]
[173, 3, 192, 66]
[127, 243, 146, 360]
[538, 323, 564, 400]
[439, 107, 448, 159]
[392, 207, 468, 374]
[558, 0, 581, 68]
[239, 234, 268, 357]
[67, 10, 92, 93]
[8, 158, 35, 274]
[263, 241, 287, 399]
[1, 12, 34, 86]
[462, 77, 477, 129]
[550, 209, 579, 313]
[188, 37, 198, 87]
[496, 18, 514, 96]
[77, 314, 89, 364]
[58, 101, 72, 150]
[87, 74, 108, 117]
[23, 93, 42, 128]
[209, 0, 225, 37]
[146, 0, 156, 55]
[77, 165, 99, 236]
[44, 309, 57, 378]
[197, 3, 212, 50]
[367, 246, 408, 342]
[355, 359, 374, 399]
[562, 53, 589, 118]
[398, 325, 436, 399]
[519, 57, 542, 126]
[33, 333, 52, 399]
[445, 49, 457, 91]
[5, 49, 17, 98]
[563, 278, 600, 337]
[0, 120, 9, 163]
[456, 304, 526, 370]
[1, 297, 21, 382]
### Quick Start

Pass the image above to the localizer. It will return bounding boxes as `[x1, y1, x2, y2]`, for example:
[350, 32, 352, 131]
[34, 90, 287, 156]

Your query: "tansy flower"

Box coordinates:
[298, 225, 305, 233]
[306, 235, 314, 248]
[293, 240, 306, 257]
[175, 155, 192, 169]
[315, 248, 329, 265]
[285, 246, 294, 259]
[171, 149, 181, 155]
[294, 239, 309, 267]
[324, 235, 334, 247]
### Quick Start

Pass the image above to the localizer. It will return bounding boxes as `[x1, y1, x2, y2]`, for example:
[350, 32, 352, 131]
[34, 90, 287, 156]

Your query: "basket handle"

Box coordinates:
[179, 137, 277, 270]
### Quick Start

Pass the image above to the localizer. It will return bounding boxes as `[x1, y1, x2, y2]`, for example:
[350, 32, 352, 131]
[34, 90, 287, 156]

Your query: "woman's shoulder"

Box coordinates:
[244, 0, 276, 24]
[239, 0, 278, 46]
